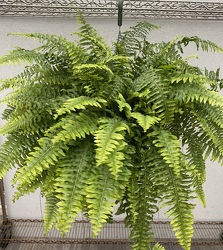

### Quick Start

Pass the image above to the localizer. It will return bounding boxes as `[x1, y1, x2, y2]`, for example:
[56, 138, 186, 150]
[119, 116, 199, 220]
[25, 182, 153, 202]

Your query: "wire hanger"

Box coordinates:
[117, 0, 124, 42]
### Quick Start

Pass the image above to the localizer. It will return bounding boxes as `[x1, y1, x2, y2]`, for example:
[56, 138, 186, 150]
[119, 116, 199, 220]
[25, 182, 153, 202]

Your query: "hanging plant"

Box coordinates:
[0, 13, 223, 250]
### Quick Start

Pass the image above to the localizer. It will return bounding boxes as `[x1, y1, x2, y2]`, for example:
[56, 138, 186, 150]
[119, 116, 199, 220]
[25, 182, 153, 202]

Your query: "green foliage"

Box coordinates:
[0, 12, 223, 250]
[151, 243, 165, 250]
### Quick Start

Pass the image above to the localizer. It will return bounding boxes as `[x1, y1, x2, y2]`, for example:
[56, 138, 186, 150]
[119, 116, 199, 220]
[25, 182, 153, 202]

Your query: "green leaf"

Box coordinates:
[12, 137, 68, 200]
[149, 129, 181, 175]
[116, 93, 132, 117]
[51, 112, 98, 144]
[152, 243, 165, 250]
[54, 141, 94, 234]
[131, 112, 160, 132]
[86, 165, 130, 237]
[55, 96, 106, 117]
[94, 117, 129, 176]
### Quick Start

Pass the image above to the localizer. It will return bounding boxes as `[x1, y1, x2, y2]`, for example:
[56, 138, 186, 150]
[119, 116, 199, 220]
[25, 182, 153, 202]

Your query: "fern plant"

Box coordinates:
[0, 13, 223, 250]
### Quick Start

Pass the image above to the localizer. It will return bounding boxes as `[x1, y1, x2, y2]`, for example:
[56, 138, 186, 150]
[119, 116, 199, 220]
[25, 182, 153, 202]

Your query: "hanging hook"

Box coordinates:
[118, 0, 124, 27]
[117, 0, 124, 43]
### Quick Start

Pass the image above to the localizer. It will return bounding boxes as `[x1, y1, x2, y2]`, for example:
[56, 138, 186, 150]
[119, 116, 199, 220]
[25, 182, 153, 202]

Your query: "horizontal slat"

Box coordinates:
[0, 219, 222, 247]
[0, 1, 223, 19]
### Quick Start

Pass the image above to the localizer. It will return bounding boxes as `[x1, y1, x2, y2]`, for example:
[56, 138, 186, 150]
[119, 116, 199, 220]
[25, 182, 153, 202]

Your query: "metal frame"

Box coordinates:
[0, 220, 223, 246]
[0, 180, 223, 247]
[0, 1, 223, 20]
[0, 179, 8, 225]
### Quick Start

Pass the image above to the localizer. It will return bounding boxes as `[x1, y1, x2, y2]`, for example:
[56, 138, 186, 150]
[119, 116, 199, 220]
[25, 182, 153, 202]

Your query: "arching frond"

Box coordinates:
[149, 129, 181, 176]
[127, 167, 158, 250]
[86, 165, 130, 237]
[54, 141, 94, 234]
[44, 193, 59, 235]
[51, 111, 98, 144]
[0, 133, 37, 179]
[12, 137, 68, 200]
[152, 243, 165, 250]
[118, 21, 160, 56]
[43, 162, 61, 234]
[172, 82, 223, 107]
[75, 11, 112, 59]
[94, 117, 129, 178]
[55, 96, 106, 117]
[149, 149, 195, 250]
[177, 36, 223, 53]
[131, 112, 160, 132]
[8, 32, 69, 55]
[73, 64, 114, 82]
[0, 47, 47, 66]
[133, 69, 177, 125]
[163, 168, 195, 250]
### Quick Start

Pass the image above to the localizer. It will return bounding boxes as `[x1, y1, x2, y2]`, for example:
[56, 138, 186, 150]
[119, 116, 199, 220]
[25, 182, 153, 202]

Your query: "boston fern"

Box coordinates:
[0, 13, 223, 250]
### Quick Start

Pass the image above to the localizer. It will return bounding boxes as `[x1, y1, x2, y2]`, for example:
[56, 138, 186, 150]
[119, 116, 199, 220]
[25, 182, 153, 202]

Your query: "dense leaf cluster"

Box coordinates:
[0, 13, 223, 250]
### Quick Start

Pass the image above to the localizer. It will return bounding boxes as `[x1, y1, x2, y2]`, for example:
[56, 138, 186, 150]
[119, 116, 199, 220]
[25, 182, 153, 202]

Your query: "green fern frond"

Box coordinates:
[149, 129, 181, 176]
[132, 69, 159, 92]
[0, 83, 76, 136]
[75, 11, 112, 59]
[119, 21, 160, 56]
[55, 96, 106, 117]
[8, 32, 69, 55]
[43, 163, 61, 234]
[191, 109, 223, 163]
[0, 110, 51, 135]
[133, 69, 177, 124]
[86, 165, 130, 237]
[12, 137, 68, 199]
[0, 77, 22, 90]
[204, 67, 221, 90]
[44, 193, 59, 235]
[131, 112, 160, 132]
[94, 117, 129, 170]
[0, 47, 46, 66]
[66, 41, 88, 68]
[74, 32, 112, 58]
[172, 82, 223, 107]
[0, 133, 37, 179]
[1, 63, 73, 91]
[184, 141, 206, 206]
[51, 111, 98, 144]
[73, 63, 114, 82]
[151, 243, 165, 250]
[178, 36, 223, 53]
[104, 54, 131, 68]
[1, 80, 66, 108]
[1, 106, 14, 121]
[121, 143, 162, 250]
[163, 169, 195, 250]
[0, 113, 27, 135]
[54, 141, 94, 234]
[192, 174, 206, 207]
[116, 93, 132, 117]
[198, 104, 223, 129]
[151, 152, 195, 250]
[182, 109, 223, 164]
[13, 170, 48, 202]
[99, 74, 131, 104]
[171, 72, 209, 85]
[104, 140, 127, 177]
[127, 170, 158, 250]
